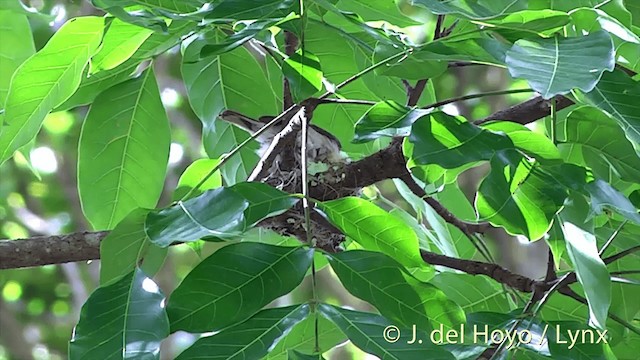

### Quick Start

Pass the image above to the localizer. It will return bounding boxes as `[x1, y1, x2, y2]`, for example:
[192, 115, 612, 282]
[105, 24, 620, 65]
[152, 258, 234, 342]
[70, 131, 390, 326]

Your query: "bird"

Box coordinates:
[218, 109, 345, 165]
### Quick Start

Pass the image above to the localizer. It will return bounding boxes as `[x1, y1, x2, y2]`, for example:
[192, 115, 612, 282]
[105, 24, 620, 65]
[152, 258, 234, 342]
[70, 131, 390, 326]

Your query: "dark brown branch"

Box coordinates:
[0, 231, 108, 269]
[421, 250, 536, 292]
[604, 245, 640, 265]
[399, 173, 489, 234]
[474, 95, 574, 125]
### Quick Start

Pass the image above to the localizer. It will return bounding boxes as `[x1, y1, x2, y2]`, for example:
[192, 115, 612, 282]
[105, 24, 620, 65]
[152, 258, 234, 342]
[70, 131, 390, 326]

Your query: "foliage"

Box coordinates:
[1, 0, 640, 359]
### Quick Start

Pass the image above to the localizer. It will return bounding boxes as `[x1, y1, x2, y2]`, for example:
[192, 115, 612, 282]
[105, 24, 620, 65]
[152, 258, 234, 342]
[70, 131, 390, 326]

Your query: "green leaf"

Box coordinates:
[332, 0, 420, 27]
[411, 0, 526, 20]
[318, 197, 424, 268]
[93, 0, 205, 14]
[283, 50, 323, 103]
[146, 182, 297, 247]
[413, 37, 509, 66]
[409, 112, 514, 169]
[482, 121, 562, 163]
[287, 350, 326, 360]
[266, 315, 346, 359]
[430, 273, 511, 313]
[372, 43, 448, 80]
[167, 243, 313, 332]
[578, 69, 640, 147]
[173, 158, 222, 200]
[476, 151, 568, 240]
[572, 7, 640, 45]
[182, 31, 280, 184]
[200, 17, 294, 58]
[327, 250, 465, 332]
[90, 18, 153, 74]
[585, 180, 640, 224]
[78, 68, 170, 230]
[55, 60, 140, 111]
[0, 16, 104, 164]
[69, 268, 169, 360]
[0, 10, 34, 108]
[99, 208, 150, 285]
[318, 304, 455, 360]
[558, 106, 640, 183]
[204, 0, 298, 21]
[176, 305, 310, 360]
[478, 9, 570, 35]
[505, 31, 615, 99]
[560, 220, 611, 330]
[353, 101, 430, 142]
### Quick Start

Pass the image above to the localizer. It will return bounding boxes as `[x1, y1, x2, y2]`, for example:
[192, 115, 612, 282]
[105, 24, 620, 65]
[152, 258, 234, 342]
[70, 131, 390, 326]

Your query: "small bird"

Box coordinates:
[219, 109, 344, 165]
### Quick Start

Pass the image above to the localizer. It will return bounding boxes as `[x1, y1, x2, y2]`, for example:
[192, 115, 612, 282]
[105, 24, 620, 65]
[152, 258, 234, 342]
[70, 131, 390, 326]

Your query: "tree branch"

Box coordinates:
[1, 91, 571, 269]
[0, 231, 108, 269]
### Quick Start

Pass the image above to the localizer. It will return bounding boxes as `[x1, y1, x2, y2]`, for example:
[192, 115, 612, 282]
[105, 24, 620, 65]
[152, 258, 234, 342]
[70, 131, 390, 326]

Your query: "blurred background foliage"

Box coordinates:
[0, 1, 543, 359]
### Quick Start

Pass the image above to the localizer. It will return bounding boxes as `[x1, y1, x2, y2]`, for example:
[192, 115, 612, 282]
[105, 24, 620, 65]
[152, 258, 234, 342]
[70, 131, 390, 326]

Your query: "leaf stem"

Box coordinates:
[319, 49, 413, 99]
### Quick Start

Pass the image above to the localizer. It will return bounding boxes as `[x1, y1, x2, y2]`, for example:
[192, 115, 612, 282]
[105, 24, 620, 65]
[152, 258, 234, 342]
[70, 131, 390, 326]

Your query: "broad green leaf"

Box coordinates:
[353, 101, 430, 142]
[413, 37, 509, 66]
[430, 273, 511, 313]
[578, 69, 640, 147]
[287, 351, 326, 360]
[0, 10, 34, 108]
[478, 9, 570, 35]
[0, 16, 104, 164]
[558, 106, 640, 183]
[529, 0, 608, 12]
[327, 250, 465, 332]
[69, 268, 169, 360]
[167, 243, 313, 332]
[571, 8, 640, 44]
[476, 151, 568, 240]
[176, 305, 310, 360]
[372, 43, 448, 80]
[93, 0, 205, 14]
[318, 197, 424, 268]
[200, 17, 294, 58]
[78, 68, 170, 230]
[266, 315, 346, 359]
[55, 60, 140, 111]
[411, 0, 526, 20]
[132, 20, 196, 60]
[204, 0, 298, 21]
[482, 121, 562, 163]
[505, 31, 615, 99]
[585, 180, 640, 224]
[182, 31, 280, 184]
[99, 209, 150, 285]
[146, 182, 297, 247]
[318, 304, 456, 360]
[560, 213, 611, 330]
[90, 18, 153, 74]
[626, 0, 640, 27]
[283, 50, 323, 103]
[333, 0, 421, 27]
[56, 20, 194, 111]
[409, 112, 514, 169]
[173, 158, 222, 200]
